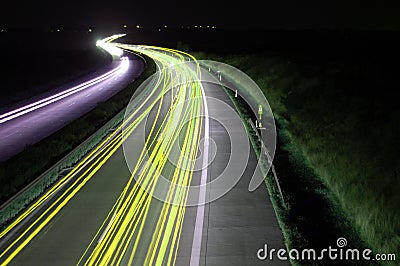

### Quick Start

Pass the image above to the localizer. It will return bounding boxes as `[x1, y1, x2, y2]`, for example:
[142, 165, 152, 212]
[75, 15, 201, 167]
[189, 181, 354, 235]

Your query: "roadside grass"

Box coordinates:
[224, 87, 370, 265]
[195, 51, 399, 264]
[0, 56, 156, 227]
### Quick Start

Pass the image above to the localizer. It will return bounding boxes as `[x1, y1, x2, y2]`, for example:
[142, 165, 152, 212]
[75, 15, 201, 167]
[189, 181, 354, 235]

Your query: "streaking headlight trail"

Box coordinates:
[0, 37, 128, 124]
[0, 35, 276, 266]
[96, 34, 126, 57]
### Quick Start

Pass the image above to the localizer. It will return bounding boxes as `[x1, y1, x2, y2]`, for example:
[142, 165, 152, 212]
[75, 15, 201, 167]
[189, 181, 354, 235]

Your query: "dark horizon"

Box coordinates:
[2, 1, 400, 31]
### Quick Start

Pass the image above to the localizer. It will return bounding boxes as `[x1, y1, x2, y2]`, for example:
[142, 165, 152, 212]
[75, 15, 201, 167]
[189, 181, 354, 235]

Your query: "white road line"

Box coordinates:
[98, 214, 116, 243]
[190, 81, 209, 266]
[3, 132, 15, 138]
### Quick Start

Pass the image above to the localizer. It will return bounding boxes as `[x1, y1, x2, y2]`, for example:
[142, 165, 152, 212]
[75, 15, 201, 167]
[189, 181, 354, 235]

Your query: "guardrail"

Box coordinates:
[0, 107, 126, 226]
[247, 118, 286, 208]
[201, 63, 286, 208]
[0, 53, 152, 227]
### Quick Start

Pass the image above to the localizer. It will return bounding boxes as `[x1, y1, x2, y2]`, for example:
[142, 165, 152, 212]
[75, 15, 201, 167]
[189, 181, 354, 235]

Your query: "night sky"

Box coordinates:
[1, 0, 400, 30]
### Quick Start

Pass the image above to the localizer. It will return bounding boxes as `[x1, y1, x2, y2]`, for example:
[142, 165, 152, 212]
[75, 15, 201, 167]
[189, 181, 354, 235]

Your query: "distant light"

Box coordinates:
[206, 25, 210, 28]
[88, 28, 92, 33]
[200, 25, 203, 28]
[123, 24, 127, 28]
[194, 25, 198, 28]
[164, 25, 168, 28]
[57, 29, 60, 32]
[96, 38, 124, 57]
[212, 26, 216, 29]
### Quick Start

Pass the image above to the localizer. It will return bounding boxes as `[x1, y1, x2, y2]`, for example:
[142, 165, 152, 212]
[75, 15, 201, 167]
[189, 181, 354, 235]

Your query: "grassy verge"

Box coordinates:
[0, 55, 156, 227]
[224, 87, 369, 265]
[194, 51, 399, 264]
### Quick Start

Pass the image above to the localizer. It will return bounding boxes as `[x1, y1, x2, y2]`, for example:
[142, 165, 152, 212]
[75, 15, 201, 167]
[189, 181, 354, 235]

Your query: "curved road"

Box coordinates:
[0, 44, 287, 265]
[0, 55, 145, 161]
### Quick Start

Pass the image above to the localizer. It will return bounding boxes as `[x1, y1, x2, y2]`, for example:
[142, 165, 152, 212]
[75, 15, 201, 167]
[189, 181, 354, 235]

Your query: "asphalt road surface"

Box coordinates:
[0, 55, 145, 161]
[0, 44, 287, 265]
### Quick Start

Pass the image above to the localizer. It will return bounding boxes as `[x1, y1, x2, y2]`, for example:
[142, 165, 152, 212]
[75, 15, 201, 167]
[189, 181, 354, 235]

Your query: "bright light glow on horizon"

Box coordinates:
[96, 41, 124, 57]
[96, 34, 126, 57]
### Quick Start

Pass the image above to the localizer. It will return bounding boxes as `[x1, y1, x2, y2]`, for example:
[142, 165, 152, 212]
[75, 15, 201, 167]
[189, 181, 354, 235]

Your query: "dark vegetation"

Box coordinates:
[191, 30, 400, 264]
[225, 87, 371, 265]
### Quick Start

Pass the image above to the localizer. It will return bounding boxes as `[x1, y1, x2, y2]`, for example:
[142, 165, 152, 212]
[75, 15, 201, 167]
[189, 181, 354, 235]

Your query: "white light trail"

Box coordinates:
[0, 58, 129, 124]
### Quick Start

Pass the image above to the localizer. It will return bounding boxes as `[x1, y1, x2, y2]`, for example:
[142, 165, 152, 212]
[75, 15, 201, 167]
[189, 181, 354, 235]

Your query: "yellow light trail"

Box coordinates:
[79, 46, 203, 265]
[0, 38, 206, 266]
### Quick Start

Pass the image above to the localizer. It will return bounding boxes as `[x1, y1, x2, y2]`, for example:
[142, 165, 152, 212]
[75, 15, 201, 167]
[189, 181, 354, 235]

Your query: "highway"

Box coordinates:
[0, 53, 145, 161]
[0, 39, 287, 265]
